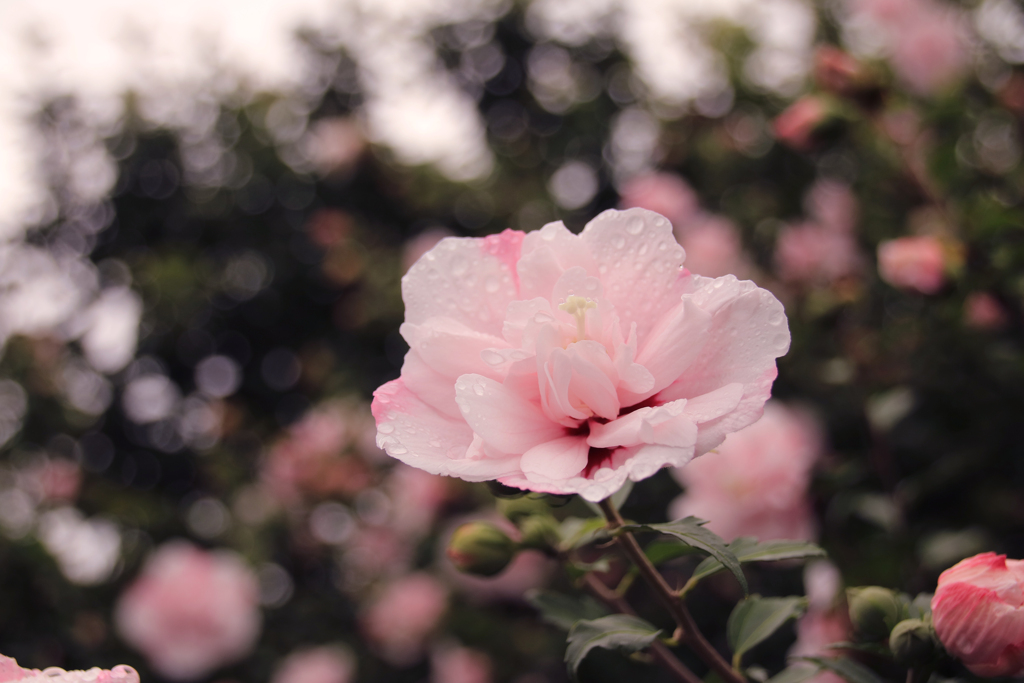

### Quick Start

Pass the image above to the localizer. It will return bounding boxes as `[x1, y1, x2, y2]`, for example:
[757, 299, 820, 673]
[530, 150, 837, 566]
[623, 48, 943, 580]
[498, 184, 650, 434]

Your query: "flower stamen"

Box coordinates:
[559, 295, 597, 340]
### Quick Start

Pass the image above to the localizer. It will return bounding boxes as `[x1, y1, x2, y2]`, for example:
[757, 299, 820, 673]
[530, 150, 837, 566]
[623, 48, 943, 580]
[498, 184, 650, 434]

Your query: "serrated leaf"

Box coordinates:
[624, 517, 747, 593]
[692, 538, 826, 583]
[565, 614, 662, 680]
[727, 596, 807, 667]
[766, 664, 821, 683]
[798, 658, 884, 683]
[645, 540, 704, 566]
[558, 517, 609, 551]
[526, 590, 609, 631]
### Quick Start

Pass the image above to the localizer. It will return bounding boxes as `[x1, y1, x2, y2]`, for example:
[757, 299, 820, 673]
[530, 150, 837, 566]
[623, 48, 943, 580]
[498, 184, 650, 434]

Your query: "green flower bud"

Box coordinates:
[447, 522, 517, 577]
[847, 586, 902, 640]
[889, 618, 937, 667]
[496, 496, 550, 525]
[518, 514, 560, 552]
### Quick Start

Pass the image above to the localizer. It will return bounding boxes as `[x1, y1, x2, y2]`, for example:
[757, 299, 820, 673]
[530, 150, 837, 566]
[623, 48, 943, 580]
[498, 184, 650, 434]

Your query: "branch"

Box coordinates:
[599, 498, 747, 683]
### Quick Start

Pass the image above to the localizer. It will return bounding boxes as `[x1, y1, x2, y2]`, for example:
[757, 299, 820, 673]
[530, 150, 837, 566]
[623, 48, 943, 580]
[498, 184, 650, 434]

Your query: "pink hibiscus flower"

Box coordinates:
[0, 655, 138, 683]
[372, 209, 790, 501]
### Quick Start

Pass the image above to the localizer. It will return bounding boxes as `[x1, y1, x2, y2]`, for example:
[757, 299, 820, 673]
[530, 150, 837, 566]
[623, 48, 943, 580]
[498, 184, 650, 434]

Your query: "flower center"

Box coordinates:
[558, 295, 597, 341]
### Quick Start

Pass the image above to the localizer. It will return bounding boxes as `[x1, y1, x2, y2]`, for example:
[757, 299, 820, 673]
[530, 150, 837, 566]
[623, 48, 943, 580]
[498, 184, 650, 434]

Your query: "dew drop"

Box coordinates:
[473, 383, 486, 396]
[428, 439, 442, 448]
[451, 257, 469, 276]
[426, 268, 440, 279]
[481, 349, 505, 366]
[390, 444, 408, 455]
[534, 312, 555, 324]
[638, 244, 649, 256]
[626, 217, 645, 235]
[484, 277, 500, 293]
[378, 424, 394, 434]
[598, 263, 608, 274]
[612, 237, 626, 249]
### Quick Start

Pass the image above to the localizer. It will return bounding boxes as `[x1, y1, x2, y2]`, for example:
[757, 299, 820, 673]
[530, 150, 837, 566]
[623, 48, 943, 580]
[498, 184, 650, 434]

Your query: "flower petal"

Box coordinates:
[517, 221, 598, 300]
[401, 318, 509, 380]
[403, 231, 523, 336]
[454, 374, 567, 455]
[399, 350, 462, 419]
[372, 379, 476, 476]
[520, 435, 591, 482]
[580, 208, 691, 345]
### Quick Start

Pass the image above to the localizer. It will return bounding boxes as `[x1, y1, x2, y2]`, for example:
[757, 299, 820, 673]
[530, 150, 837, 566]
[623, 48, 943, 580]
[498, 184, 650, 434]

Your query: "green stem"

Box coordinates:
[599, 498, 747, 683]
[581, 573, 703, 683]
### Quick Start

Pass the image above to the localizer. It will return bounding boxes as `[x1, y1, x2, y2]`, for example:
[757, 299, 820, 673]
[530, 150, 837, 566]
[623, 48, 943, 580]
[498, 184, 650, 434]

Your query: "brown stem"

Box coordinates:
[599, 498, 747, 683]
[582, 573, 703, 683]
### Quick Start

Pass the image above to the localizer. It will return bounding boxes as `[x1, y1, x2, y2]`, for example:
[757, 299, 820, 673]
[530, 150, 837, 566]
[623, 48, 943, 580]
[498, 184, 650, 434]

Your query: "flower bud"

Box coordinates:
[517, 515, 560, 552]
[496, 497, 550, 525]
[889, 618, 937, 666]
[447, 522, 517, 577]
[772, 96, 844, 151]
[847, 586, 902, 640]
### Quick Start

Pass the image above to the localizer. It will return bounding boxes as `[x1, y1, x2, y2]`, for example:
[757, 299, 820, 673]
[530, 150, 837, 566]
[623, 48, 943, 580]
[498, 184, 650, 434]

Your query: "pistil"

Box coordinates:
[558, 295, 597, 340]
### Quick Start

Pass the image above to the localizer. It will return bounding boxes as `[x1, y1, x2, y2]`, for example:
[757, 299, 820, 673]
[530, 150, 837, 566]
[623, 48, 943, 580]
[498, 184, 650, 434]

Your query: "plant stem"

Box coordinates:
[582, 573, 703, 683]
[599, 498, 747, 683]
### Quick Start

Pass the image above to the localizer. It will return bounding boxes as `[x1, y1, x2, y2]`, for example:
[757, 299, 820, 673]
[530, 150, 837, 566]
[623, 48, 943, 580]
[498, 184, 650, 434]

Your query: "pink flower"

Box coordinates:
[386, 464, 452, 538]
[788, 610, 851, 683]
[773, 97, 830, 151]
[262, 403, 374, 504]
[877, 235, 946, 294]
[430, 646, 493, 683]
[114, 541, 261, 681]
[405, 229, 456, 274]
[676, 217, 752, 280]
[669, 401, 821, 542]
[0, 655, 138, 683]
[932, 552, 1024, 677]
[618, 174, 700, 229]
[361, 573, 448, 666]
[775, 223, 862, 285]
[372, 209, 790, 502]
[965, 292, 1007, 330]
[271, 647, 356, 683]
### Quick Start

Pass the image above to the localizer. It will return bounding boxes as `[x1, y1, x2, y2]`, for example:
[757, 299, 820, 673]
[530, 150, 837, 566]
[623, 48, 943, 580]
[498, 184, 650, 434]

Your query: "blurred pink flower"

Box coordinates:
[114, 541, 261, 681]
[18, 457, 81, 504]
[775, 180, 862, 286]
[773, 97, 829, 151]
[340, 526, 413, 587]
[262, 403, 374, 504]
[964, 292, 1007, 330]
[404, 229, 456, 274]
[618, 174, 700, 229]
[0, 655, 139, 683]
[846, 0, 969, 96]
[932, 552, 1024, 677]
[430, 645, 493, 683]
[677, 217, 752, 280]
[669, 401, 821, 542]
[386, 464, 451, 537]
[788, 610, 851, 683]
[373, 210, 790, 502]
[362, 573, 448, 666]
[877, 235, 946, 294]
[775, 222, 861, 285]
[305, 118, 366, 178]
[271, 647, 356, 683]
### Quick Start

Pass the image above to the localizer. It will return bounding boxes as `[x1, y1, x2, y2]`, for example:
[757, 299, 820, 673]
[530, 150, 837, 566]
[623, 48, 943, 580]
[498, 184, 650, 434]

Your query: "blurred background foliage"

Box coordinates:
[0, 0, 1023, 681]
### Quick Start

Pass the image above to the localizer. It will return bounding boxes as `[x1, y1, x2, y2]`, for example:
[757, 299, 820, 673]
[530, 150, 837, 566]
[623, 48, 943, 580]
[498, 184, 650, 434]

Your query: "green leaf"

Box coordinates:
[692, 538, 827, 584]
[645, 540, 704, 566]
[798, 658, 885, 683]
[558, 517, 609, 551]
[526, 589, 609, 631]
[727, 596, 807, 667]
[565, 614, 662, 680]
[624, 517, 747, 593]
[766, 664, 821, 683]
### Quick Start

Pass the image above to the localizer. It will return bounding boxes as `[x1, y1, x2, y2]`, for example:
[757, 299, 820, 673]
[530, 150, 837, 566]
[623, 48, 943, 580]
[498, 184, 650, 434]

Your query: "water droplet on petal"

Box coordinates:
[485, 277, 500, 293]
[473, 382, 486, 396]
[626, 217, 645, 235]
[534, 312, 555, 324]
[428, 439, 442, 448]
[378, 424, 394, 434]
[481, 349, 505, 366]
[390, 444, 408, 455]
[612, 237, 625, 249]
[598, 264, 608, 274]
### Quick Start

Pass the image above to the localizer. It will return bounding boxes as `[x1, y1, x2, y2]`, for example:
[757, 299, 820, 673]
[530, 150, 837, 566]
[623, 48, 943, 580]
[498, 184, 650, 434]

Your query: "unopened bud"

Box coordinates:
[447, 522, 517, 577]
[847, 586, 902, 640]
[889, 618, 937, 666]
[497, 497, 550, 525]
[518, 515, 560, 552]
